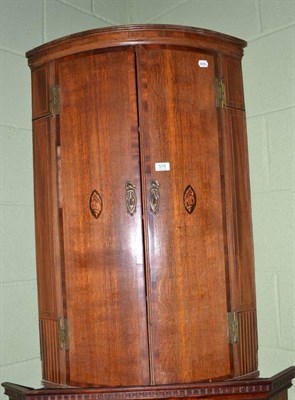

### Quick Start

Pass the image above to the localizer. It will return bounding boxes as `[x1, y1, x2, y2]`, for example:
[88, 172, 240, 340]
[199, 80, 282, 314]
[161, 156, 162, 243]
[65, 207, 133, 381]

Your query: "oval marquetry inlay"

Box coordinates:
[89, 190, 102, 219]
[183, 185, 196, 214]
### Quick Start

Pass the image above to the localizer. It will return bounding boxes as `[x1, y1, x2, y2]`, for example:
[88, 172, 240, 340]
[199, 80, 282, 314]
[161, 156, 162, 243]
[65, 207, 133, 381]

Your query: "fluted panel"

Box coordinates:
[238, 310, 258, 375]
[40, 319, 60, 383]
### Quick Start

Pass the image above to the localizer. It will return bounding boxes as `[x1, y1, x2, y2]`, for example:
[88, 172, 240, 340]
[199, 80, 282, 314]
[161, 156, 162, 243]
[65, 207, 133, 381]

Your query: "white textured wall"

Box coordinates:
[0, 0, 294, 398]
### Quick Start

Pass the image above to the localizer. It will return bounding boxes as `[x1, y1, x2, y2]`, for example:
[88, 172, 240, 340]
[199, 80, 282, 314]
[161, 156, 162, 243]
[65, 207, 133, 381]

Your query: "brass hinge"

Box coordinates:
[58, 318, 69, 350]
[215, 78, 226, 108]
[50, 85, 60, 115]
[227, 311, 239, 344]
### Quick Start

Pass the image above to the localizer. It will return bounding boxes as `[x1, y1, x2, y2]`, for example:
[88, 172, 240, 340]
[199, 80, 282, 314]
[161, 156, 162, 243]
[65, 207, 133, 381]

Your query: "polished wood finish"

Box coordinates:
[26, 25, 246, 68]
[57, 47, 149, 386]
[222, 56, 245, 109]
[32, 66, 50, 119]
[219, 58, 257, 377]
[2, 368, 295, 400]
[24, 25, 260, 387]
[138, 46, 230, 383]
[33, 117, 56, 319]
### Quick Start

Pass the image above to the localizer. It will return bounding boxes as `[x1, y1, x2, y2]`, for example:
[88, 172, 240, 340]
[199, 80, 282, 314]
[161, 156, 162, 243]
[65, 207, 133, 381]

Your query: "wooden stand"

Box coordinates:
[2, 367, 295, 400]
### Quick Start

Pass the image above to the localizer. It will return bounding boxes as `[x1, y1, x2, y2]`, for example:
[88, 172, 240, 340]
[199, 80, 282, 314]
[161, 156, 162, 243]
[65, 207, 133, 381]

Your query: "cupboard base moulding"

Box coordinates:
[2, 367, 295, 400]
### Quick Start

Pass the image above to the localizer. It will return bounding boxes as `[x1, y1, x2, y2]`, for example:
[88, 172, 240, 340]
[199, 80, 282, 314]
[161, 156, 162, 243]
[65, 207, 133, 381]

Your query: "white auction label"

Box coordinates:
[155, 162, 170, 171]
[198, 60, 208, 68]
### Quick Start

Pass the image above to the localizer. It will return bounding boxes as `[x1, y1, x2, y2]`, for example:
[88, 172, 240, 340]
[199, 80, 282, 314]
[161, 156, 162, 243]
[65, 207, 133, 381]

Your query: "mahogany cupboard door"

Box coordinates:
[137, 46, 231, 384]
[57, 48, 150, 386]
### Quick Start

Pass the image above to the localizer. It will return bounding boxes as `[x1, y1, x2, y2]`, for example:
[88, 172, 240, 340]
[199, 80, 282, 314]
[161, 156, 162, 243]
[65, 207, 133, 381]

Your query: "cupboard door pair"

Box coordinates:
[57, 46, 230, 386]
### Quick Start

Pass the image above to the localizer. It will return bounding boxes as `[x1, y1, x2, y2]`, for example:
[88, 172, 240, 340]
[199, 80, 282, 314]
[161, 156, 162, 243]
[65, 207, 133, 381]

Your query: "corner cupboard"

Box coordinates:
[26, 25, 257, 387]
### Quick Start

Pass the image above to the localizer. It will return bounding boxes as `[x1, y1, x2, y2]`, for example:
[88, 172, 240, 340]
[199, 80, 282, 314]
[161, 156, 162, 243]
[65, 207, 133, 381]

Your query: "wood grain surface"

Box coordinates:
[138, 46, 230, 384]
[27, 26, 257, 387]
[58, 48, 149, 386]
